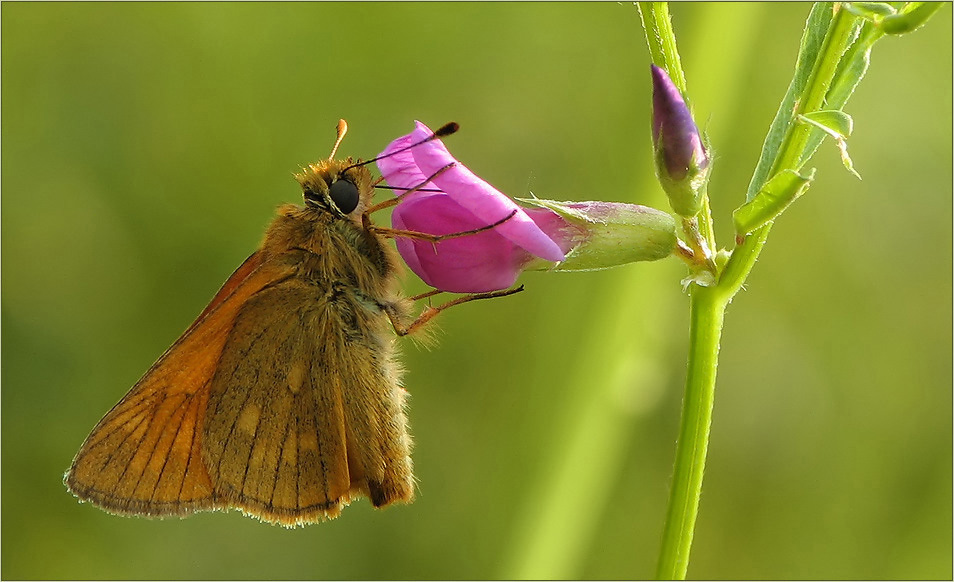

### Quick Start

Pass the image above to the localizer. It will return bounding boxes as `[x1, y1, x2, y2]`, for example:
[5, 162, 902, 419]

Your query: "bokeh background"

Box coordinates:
[3, 3, 951, 579]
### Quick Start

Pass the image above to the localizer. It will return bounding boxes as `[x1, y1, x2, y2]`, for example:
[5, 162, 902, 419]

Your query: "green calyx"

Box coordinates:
[518, 198, 678, 272]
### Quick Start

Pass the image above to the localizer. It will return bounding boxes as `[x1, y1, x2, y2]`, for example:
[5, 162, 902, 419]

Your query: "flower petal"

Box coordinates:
[406, 121, 565, 263]
[376, 132, 432, 193]
[651, 65, 707, 178]
[392, 193, 533, 293]
[650, 65, 710, 217]
[524, 207, 583, 254]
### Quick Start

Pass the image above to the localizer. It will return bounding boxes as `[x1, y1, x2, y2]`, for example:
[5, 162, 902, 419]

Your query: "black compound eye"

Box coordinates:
[329, 179, 359, 214]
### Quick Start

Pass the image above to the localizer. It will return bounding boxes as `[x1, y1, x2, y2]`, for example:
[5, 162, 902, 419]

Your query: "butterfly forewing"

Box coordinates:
[65, 253, 296, 518]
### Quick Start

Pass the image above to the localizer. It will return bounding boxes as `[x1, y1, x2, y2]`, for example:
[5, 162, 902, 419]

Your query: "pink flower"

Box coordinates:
[377, 121, 567, 293]
[377, 121, 678, 293]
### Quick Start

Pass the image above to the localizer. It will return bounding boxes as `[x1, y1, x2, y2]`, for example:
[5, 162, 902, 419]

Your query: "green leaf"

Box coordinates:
[733, 168, 816, 236]
[881, 2, 943, 34]
[843, 1, 941, 33]
[744, 3, 833, 201]
[844, 2, 898, 19]
[798, 112, 861, 178]
[799, 15, 879, 167]
[800, 110, 854, 138]
[824, 22, 880, 109]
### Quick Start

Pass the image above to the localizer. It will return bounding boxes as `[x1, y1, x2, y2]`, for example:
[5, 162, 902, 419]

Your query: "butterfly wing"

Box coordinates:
[65, 251, 296, 518]
[203, 278, 414, 526]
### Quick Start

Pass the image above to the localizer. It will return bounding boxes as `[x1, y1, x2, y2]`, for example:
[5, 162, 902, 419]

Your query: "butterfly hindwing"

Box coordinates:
[203, 278, 414, 526]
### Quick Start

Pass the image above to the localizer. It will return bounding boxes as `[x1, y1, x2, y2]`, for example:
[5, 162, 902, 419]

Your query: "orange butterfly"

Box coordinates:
[65, 120, 519, 527]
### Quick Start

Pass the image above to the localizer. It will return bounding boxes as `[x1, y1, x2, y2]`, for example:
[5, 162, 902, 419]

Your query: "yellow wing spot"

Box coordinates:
[300, 431, 319, 453]
[237, 404, 262, 434]
[287, 360, 307, 395]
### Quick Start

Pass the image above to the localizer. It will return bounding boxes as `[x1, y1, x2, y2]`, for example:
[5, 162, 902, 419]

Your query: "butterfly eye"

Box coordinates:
[329, 179, 359, 214]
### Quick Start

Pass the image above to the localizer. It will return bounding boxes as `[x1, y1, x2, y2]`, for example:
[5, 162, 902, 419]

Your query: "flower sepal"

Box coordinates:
[517, 198, 678, 272]
[653, 142, 711, 218]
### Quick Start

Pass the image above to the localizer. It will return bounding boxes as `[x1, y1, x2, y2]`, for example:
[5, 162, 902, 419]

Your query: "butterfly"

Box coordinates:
[64, 120, 520, 527]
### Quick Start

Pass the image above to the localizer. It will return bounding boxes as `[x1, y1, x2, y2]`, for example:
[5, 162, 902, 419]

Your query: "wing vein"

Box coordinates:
[211, 325, 271, 482]
[268, 398, 293, 510]
[125, 393, 170, 499]
[149, 393, 192, 503]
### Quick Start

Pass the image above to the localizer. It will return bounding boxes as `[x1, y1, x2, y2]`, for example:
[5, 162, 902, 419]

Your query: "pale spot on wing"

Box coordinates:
[237, 404, 261, 435]
[247, 433, 269, 482]
[299, 430, 318, 453]
[287, 359, 307, 395]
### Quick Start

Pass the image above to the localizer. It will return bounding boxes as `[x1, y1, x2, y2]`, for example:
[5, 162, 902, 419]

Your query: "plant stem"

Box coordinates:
[723, 3, 860, 293]
[637, 2, 687, 93]
[638, 4, 726, 578]
[655, 285, 726, 580]
[642, 3, 866, 580]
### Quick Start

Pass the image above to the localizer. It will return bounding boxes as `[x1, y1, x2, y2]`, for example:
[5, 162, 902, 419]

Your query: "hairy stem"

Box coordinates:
[655, 285, 726, 579]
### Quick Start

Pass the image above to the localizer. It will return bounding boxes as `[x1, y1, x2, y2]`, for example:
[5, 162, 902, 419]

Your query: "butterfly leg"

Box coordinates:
[384, 286, 525, 337]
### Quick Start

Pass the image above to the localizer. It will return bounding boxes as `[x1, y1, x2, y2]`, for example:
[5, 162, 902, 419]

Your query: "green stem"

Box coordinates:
[719, 223, 771, 300]
[643, 3, 871, 580]
[637, 2, 687, 93]
[696, 194, 717, 260]
[655, 285, 726, 580]
[639, 5, 727, 578]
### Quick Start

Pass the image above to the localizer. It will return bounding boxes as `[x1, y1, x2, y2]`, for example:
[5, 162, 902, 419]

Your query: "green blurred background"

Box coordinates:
[3, 3, 951, 579]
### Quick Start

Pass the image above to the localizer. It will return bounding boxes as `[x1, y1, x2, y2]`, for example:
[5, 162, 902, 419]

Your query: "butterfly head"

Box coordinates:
[295, 159, 374, 219]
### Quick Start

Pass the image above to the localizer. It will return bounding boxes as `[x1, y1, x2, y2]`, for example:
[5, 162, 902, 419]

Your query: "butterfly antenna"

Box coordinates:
[344, 122, 459, 172]
[329, 119, 348, 160]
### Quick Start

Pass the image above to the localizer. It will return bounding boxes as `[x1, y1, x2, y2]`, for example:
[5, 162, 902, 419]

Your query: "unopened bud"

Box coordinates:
[651, 64, 710, 217]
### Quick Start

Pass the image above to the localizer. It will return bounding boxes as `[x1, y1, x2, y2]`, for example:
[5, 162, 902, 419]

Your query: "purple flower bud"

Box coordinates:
[651, 64, 710, 217]
[378, 121, 676, 293]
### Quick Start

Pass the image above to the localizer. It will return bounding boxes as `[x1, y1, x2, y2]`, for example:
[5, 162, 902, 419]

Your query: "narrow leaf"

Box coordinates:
[824, 22, 880, 109]
[800, 110, 854, 138]
[744, 3, 833, 201]
[844, 2, 898, 19]
[734, 168, 816, 236]
[882, 2, 943, 34]
[798, 113, 861, 178]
